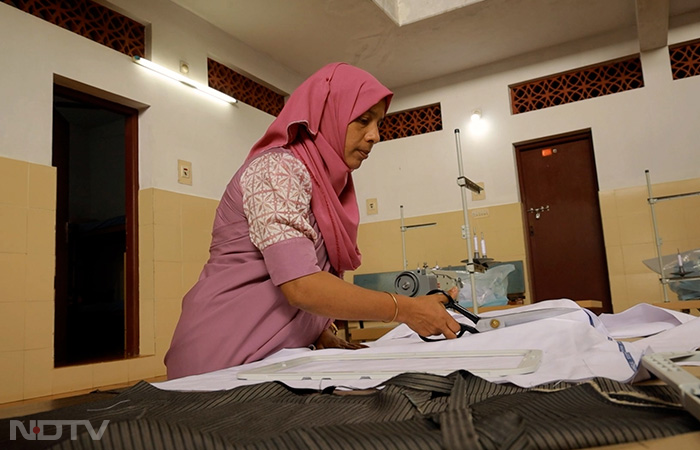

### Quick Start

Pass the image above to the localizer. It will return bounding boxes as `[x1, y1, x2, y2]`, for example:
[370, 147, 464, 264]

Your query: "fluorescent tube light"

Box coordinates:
[132, 55, 237, 104]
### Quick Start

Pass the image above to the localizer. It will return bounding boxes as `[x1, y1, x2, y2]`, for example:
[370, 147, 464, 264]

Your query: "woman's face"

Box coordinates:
[343, 99, 386, 170]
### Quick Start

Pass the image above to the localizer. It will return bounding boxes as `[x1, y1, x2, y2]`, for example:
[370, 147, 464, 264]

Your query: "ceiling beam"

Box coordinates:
[635, 0, 670, 51]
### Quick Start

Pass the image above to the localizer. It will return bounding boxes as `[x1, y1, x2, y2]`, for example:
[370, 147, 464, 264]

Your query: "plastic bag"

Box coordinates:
[455, 264, 515, 307]
[643, 248, 700, 300]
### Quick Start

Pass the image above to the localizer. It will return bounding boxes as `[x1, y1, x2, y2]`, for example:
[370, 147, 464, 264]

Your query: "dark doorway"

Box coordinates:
[53, 84, 140, 366]
[515, 130, 612, 313]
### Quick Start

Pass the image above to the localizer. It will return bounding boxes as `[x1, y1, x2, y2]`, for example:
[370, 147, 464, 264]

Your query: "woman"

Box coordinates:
[165, 63, 460, 379]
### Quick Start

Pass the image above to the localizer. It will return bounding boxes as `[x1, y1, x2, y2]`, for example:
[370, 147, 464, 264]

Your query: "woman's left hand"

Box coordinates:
[313, 327, 367, 350]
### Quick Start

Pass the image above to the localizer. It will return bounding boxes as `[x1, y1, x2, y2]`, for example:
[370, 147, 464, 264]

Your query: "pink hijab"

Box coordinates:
[247, 63, 393, 273]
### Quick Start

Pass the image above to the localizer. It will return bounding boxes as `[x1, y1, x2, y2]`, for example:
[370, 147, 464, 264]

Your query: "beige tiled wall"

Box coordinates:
[140, 188, 218, 373]
[600, 177, 700, 312]
[0, 157, 56, 403]
[0, 156, 218, 403]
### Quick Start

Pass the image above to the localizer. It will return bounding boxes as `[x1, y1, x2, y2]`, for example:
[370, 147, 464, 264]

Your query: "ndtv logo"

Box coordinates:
[10, 420, 110, 441]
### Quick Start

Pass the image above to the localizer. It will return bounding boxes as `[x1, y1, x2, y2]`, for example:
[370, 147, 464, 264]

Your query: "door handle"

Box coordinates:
[527, 205, 550, 219]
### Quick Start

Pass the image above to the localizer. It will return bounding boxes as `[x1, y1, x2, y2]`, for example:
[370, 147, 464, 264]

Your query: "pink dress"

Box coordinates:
[165, 148, 333, 379]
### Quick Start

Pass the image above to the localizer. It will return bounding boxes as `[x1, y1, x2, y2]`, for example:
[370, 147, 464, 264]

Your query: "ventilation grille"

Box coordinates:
[380, 103, 443, 142]
[4, 0, 145, 57]
[669, 39, 700, 80]
[509, 56, 644, 114]
[208, 59, 286, 116]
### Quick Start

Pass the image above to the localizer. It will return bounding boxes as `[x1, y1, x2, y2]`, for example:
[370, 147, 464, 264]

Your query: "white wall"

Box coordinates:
[354, 21, 700, 224]
[1, 1, 698, 217]
[0, 0, 304, 201]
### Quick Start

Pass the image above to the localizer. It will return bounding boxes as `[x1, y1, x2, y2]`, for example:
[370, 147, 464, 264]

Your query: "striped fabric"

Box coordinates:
[2, 371, 698, 449]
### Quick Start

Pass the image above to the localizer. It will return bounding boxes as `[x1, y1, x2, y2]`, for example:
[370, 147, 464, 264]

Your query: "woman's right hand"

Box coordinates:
[280, 272, 463, 339]
[397, 287, 462, 339]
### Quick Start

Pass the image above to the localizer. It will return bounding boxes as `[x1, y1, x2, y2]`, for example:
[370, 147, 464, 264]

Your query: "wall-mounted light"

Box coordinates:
[470, 109, 482, 122]
[467, 108, 488, 136]
[132, 55, 237, 104]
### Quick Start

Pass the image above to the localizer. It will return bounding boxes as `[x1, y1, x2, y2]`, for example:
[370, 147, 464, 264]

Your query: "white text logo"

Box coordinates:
[10, 420, 110, 441]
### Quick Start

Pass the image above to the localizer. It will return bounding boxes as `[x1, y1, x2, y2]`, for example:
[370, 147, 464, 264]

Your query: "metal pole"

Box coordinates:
[400, 205, 408, 270]
[455, 129, 479, 314]
[646, 169, 669, 303]
[400, 205, 437, 273]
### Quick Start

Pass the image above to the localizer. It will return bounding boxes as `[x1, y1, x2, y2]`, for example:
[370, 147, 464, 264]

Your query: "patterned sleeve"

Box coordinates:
[240, 151, 318, 251]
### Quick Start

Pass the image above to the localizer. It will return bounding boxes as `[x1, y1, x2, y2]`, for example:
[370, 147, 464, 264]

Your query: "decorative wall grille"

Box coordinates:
[669, 39, 700, 80]
[380, 103, 442, 142]
[3, 0, 145, 57]
[208, 59, 286, 117]
[509, 56, 644, 114]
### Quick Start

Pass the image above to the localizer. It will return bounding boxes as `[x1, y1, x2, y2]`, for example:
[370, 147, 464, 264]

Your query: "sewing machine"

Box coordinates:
[355, 261, 526, 304]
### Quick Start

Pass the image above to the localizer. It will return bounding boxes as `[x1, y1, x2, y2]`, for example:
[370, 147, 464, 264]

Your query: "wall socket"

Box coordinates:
[178, 159, 192, 185]
[366, 198, 378, 215]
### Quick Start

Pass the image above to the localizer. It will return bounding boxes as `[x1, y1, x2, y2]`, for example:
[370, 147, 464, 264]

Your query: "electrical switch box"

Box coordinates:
[366, 198, 378, 215]
[178, 160, 192, 185]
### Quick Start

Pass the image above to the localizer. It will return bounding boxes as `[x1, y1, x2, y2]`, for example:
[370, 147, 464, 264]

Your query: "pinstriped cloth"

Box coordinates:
[2, 371, 698, 450]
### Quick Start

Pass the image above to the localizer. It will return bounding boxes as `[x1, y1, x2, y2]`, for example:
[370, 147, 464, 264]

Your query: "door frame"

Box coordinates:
[52, 83, 141, 361]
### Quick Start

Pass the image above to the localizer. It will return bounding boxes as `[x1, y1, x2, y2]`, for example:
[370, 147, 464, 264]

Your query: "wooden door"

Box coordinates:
[515, 130, 612, 313]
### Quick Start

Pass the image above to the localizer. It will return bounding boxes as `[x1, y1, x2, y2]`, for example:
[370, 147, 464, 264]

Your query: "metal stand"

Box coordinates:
[400, 205, 436, 270]
[454, 129, 483, 314]
[642, 352, 700, 422]
[645, 169, 700, 302]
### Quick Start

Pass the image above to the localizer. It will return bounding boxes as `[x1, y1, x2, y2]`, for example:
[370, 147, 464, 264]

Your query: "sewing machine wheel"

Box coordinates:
[394, 271, 420, 297]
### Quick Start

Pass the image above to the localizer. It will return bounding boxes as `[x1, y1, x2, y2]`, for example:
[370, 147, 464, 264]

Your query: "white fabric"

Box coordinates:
[592, 302, 693, 338]
[154, 299, 700, 392]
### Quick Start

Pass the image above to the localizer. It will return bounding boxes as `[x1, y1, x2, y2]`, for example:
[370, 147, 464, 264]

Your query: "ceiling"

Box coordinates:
[168, 0, 700, 90]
